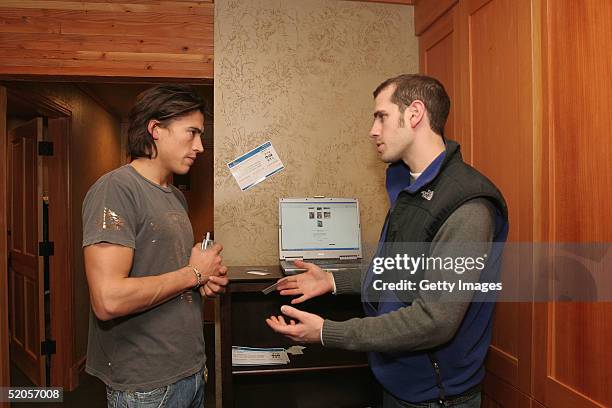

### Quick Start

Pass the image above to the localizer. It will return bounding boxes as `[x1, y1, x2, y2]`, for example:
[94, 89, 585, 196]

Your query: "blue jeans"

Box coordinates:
[106, 368, 205, 408]
[383, 390, 481, 408]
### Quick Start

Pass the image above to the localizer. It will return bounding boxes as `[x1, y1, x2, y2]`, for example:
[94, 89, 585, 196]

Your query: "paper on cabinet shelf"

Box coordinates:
[232, 346, 290, 366]
[286, 346, 305, 355]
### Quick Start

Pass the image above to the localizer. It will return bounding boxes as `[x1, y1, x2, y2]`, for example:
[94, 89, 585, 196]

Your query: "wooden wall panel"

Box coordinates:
[414, 0, 457, 35]
[417, 0, 612, 406]
[416, 0, 535, 401]
[465, 0, 534, 396]
[60, 84, 122, 373]
[0, 1, 214, 79]
[483, 371, 531, 408]
[535, 1, 612, 407]
[419, 5, 460, 146]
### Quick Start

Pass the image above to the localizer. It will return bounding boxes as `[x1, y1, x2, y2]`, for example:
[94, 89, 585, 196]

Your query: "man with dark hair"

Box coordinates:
[267, 74, 508, 407]
[82, 84, 226, 407]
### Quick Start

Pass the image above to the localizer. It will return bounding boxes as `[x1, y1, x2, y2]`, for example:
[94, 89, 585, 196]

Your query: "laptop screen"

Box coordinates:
[279, 198, 362, 259]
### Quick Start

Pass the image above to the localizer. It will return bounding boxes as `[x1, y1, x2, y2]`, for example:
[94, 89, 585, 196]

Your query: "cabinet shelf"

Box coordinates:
[216, 266, 379, 407]
[231, 345, 368, 375]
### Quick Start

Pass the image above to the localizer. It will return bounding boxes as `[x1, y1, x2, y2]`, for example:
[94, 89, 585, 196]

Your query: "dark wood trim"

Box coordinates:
[0, 86, 10, 395]
[47, 117, 75, 390]
[215, 291, 233, 408]
[203, 122, 214, 150]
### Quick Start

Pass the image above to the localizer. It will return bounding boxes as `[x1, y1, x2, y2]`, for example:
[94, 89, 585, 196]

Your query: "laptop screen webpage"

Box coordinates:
[279, 198, 362, 260]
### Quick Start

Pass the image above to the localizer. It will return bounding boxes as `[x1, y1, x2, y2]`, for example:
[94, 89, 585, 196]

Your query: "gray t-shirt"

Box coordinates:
[82, 164, 205, 391]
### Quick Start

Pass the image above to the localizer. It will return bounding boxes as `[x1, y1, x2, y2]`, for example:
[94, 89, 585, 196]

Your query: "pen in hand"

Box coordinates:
[201, 231, 211, 251]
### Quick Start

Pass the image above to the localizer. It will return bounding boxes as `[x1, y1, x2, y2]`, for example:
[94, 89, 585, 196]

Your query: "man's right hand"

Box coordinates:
[276, 260, 335, 304]
[189, 242, 224, 279]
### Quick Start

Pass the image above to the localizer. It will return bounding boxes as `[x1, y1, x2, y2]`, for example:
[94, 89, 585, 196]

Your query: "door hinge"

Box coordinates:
[40, 339, 56, 356]
[38, 242, 54, 257]
[38, 141, 54, 156]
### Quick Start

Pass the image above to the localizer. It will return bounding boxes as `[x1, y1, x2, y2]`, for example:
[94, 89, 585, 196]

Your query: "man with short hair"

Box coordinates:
[267, 74, 508, 407]
[83, 84, 226, 407]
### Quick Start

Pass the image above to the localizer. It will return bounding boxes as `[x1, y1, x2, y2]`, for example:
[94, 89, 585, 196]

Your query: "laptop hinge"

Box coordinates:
[285, 257, 304, 261]
[339, 255, 358, 260]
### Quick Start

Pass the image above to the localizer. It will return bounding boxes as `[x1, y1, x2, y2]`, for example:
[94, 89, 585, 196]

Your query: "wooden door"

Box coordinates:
[419, 4, 462, 152]
[534, 1, 612, 407]
[8, 118, 45, 386]
[461, 0, 535, 404]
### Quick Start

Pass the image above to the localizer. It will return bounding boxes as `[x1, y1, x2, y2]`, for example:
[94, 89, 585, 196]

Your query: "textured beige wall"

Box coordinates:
[214, 0, 418, 266]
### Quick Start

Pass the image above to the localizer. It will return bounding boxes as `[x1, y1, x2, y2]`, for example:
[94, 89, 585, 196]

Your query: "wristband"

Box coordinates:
[187, 264, 202, 289]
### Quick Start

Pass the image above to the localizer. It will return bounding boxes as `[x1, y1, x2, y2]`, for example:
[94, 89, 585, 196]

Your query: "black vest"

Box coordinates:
[386, 140, 508, 245]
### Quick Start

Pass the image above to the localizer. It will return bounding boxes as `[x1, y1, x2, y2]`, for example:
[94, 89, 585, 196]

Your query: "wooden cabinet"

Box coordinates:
[214, 266, 379, 408]
[416, 0, 612, 407]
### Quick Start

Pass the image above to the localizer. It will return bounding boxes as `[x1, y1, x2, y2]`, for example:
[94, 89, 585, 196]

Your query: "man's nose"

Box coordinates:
[369, 122, 380, 139]
[194, 135, 204, 153]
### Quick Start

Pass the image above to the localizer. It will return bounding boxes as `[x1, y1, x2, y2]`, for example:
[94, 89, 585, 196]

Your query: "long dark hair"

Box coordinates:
[127, 84, 205, 159]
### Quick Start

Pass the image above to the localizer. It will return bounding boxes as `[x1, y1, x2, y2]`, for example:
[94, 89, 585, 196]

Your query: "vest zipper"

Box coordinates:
[428, 353, 448, 406]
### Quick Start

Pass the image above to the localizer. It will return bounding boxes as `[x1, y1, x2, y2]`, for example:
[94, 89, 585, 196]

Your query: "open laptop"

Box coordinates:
[279, 197, 363, 275]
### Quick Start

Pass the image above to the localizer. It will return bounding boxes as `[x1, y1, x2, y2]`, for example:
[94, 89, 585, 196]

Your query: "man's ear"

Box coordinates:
[147, 120, 161, 139]
[408, 100, 426, 128]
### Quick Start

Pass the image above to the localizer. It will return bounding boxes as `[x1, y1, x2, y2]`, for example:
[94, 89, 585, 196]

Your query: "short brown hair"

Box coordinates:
[127, 84, 205, 159]
[373, 74, 450, 136]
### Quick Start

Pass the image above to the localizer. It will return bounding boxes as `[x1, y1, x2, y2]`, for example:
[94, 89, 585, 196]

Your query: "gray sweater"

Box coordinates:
[322, 198, 496, 352]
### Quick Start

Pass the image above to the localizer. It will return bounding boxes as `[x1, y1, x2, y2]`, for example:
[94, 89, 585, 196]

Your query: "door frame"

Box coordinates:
[0, 84, 74, 389]
[1, 86, 9, 393]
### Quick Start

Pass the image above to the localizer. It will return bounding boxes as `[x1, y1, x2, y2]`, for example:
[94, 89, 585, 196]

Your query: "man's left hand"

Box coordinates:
[266, 305, 324, 344]
[200, 274, 228, 298]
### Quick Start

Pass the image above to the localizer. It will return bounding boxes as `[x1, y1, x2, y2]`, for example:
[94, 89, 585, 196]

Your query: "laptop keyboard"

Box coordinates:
[311, 259, 359, 265]
[283, 259, 361, 270]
